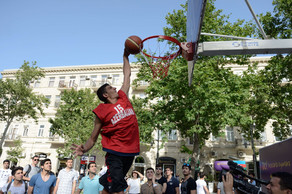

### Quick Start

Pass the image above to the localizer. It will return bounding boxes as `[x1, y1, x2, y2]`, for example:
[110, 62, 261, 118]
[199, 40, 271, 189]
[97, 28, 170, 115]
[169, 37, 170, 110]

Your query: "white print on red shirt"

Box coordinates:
[111, 104, 135, 125]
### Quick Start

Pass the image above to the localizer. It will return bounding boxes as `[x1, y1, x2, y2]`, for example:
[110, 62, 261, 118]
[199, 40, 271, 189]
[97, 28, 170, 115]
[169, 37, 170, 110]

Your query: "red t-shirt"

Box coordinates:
[93, 90, 140, 156]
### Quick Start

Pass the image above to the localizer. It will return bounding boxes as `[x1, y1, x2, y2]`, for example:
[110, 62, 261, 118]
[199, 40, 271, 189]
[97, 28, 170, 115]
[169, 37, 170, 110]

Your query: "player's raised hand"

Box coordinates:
[71, 144, 85, 157]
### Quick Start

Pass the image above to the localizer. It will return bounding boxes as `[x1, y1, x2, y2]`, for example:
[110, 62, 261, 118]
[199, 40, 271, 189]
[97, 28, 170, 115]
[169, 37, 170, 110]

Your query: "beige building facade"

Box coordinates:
[0, 57, 289, 180]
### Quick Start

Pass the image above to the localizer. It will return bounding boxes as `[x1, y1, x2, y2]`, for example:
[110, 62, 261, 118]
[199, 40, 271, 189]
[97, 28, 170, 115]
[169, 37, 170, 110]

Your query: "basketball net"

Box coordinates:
[140, 35, 181, 79]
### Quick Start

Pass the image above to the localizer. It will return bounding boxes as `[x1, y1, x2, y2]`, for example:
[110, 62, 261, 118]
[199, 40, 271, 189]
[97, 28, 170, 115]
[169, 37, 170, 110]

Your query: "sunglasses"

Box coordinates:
[34, 159, 39, 161]
[156, 167, 162, 170]
[183, 163, 190, 166]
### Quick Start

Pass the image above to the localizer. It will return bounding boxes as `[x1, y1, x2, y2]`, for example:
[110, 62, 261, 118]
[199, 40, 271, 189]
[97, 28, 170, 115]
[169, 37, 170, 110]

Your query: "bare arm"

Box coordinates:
[162, 183, 167, 193]
[53, 178, 60, 194]
[72, 116, 102, 157]
[28, 186, 34, 194]
[23, 176, 30, 181]
[203, 185, 209, 194]
[190, 190, 197, 194]
[71, 180, 76, 194]
[120, 49, 131, 96]
[175, 186, 179, 194]
[77, 189, 82, 194]
[134, 171, 144, 181]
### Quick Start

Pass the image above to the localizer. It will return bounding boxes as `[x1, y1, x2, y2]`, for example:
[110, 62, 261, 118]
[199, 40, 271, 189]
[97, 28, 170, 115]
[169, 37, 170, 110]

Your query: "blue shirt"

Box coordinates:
[166, 176, 179, 194]
[29, 173, 56, 194]
[79, 175, 103, 194]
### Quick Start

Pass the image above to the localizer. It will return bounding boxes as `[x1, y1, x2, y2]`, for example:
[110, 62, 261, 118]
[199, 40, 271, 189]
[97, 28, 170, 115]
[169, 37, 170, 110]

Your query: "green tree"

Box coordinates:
[49, 88, 101, 157]
[0, 61, 48, 156]
[6, 138, 24, 167]
[259, 0, 292, 140]
[133, 0, 257, 165]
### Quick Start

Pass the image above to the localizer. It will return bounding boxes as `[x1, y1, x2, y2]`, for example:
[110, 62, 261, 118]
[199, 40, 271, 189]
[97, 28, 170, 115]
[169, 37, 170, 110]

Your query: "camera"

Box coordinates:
[221, 161, 268, 194]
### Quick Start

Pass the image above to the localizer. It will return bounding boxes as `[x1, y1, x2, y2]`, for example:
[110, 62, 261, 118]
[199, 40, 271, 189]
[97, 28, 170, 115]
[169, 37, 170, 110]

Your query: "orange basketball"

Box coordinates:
[125, 35, 143, 55]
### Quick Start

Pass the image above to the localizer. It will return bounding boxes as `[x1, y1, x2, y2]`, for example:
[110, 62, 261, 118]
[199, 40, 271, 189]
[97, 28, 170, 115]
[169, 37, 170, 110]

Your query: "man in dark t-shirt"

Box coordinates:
[155, 164, 167, 193]
[165, 168, 179, 194]
[181, 163, 196, 194]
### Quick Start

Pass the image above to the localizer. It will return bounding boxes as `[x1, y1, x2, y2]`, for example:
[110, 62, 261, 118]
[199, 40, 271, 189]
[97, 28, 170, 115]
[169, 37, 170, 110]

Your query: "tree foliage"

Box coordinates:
[132, 0, 291, 164]
[49, 88, 101, 157]
[6, 138, 24, 166]
[0, 61, 48, 155]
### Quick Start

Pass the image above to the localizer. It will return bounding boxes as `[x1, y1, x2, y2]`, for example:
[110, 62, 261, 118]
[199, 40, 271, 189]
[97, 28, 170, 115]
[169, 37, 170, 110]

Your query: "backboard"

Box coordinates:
[186, 0, 207, 86]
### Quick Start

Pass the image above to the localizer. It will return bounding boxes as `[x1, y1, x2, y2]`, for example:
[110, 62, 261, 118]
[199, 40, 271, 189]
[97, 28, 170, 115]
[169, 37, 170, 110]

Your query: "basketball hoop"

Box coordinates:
[140, 35, 182, 79]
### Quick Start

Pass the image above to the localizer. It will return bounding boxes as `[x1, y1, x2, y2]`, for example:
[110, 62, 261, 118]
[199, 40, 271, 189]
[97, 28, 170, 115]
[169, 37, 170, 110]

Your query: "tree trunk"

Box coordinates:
[191, 132, 200, 178]
[0, 120, 13, 157]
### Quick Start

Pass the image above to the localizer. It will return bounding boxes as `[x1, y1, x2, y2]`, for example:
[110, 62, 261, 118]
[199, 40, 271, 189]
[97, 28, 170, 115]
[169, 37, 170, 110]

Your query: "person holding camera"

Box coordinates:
[223, 171, 292, 194]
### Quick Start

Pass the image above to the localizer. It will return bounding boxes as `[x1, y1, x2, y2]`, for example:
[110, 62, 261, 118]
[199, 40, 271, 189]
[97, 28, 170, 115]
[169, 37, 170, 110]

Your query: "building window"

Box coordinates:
[210, 133, 219, 141]
[48, 77, 55, 87]
[188, 136, 194, 145]
[23, 125, 29, 136]
[90, 75, 97, 87]
[55, 95, 61, 108]
[168, 130, 177, 140]
[112, 74, 120, 85]
[260, 131, 267, 142]
[8, 124, 19, 139]
[101, 75, 109, 84]
[34, 78, 41, 88]
[59, 77, 65, 87]
[138, 93, 146, 99]
[45, 95, 51, 106]
[38, 125, 45, 137]
[226, 126, 234, 142]
[79, 76, 86, 87]
[69, 76, 76, 87]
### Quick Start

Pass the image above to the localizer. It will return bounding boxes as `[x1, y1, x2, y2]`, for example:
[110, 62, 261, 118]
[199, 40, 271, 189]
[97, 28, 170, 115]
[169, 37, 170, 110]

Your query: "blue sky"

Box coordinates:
[0, 0, 274, 74]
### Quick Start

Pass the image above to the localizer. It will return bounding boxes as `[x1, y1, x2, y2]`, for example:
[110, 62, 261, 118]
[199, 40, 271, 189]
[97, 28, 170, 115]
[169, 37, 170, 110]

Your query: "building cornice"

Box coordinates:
[1, 63, 141, 76]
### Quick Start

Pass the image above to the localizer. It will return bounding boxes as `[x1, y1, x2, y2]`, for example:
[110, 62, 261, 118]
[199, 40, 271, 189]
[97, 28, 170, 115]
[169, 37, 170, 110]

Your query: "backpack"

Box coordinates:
[24, 165, 31, 177]
[24, 165, 41, 178]
[5, 181, 28, 194]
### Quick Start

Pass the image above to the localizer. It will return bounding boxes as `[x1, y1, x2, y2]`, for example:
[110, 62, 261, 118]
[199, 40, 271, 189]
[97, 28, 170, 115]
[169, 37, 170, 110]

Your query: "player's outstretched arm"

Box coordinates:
[71, 116, 102, 157]
[120, 49, 131, 96]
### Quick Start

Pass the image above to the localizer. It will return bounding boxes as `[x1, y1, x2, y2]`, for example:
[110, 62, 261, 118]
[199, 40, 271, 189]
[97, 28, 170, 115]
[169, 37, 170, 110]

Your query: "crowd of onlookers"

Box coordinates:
[1, 157, 292, 194]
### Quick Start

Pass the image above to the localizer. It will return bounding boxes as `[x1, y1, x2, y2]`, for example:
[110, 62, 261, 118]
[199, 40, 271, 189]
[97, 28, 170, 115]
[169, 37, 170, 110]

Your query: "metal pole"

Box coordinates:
[250, 124, 258, 178]
[244, 0, 268, 39]
[156, 129, 159, 165]
[201, 32, 256, 40]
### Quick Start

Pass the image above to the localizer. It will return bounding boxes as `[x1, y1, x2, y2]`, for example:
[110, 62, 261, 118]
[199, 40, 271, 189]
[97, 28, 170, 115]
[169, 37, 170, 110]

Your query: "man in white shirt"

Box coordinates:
[195, 172, 209, 194]
[54, 158, 79, 194]
[0, 159, 12, 192]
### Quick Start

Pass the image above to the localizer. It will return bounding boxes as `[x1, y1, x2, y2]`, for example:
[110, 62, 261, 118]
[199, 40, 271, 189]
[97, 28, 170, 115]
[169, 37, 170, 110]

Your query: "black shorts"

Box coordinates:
[100, 153, 134, 193]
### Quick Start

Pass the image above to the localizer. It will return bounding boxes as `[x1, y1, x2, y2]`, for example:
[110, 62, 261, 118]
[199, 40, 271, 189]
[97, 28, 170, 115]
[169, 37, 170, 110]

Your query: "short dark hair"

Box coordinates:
[272, 172, 292, 190]
[97, 83, 109, 102]
[32, 155, 39, 159]
[199, 172, 205, 178]
[66, 158, 73, 162]
[146, 167, 155, 172]
[88, 162, 96, 169]
[182, 163, 191, 170]
[12, 166, 23, 176]
[40, 158, 51, 166]
[156, 164, 162, 168]
[3, 159, 10, 164]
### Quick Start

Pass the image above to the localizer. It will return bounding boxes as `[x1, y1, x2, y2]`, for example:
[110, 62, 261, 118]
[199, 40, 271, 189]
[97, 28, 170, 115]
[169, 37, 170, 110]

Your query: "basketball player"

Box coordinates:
[72, 49, 140, 194]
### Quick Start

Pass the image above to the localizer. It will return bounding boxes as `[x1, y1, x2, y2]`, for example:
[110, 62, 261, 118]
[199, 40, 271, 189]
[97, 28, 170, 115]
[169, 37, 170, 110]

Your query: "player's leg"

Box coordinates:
[100, 153, 134, 193]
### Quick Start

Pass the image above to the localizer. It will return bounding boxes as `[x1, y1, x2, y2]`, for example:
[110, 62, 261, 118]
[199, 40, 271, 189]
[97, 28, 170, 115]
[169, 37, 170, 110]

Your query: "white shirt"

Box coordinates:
[127, 178, 141, 193]
[56, 168, 79, 194]
[0, 168, 11, 188]
[196, 179, 207, 194]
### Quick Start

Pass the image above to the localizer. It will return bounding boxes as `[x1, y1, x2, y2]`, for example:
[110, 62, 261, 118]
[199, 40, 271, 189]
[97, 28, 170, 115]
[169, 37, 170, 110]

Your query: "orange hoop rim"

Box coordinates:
[140, 35, 182, 60]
